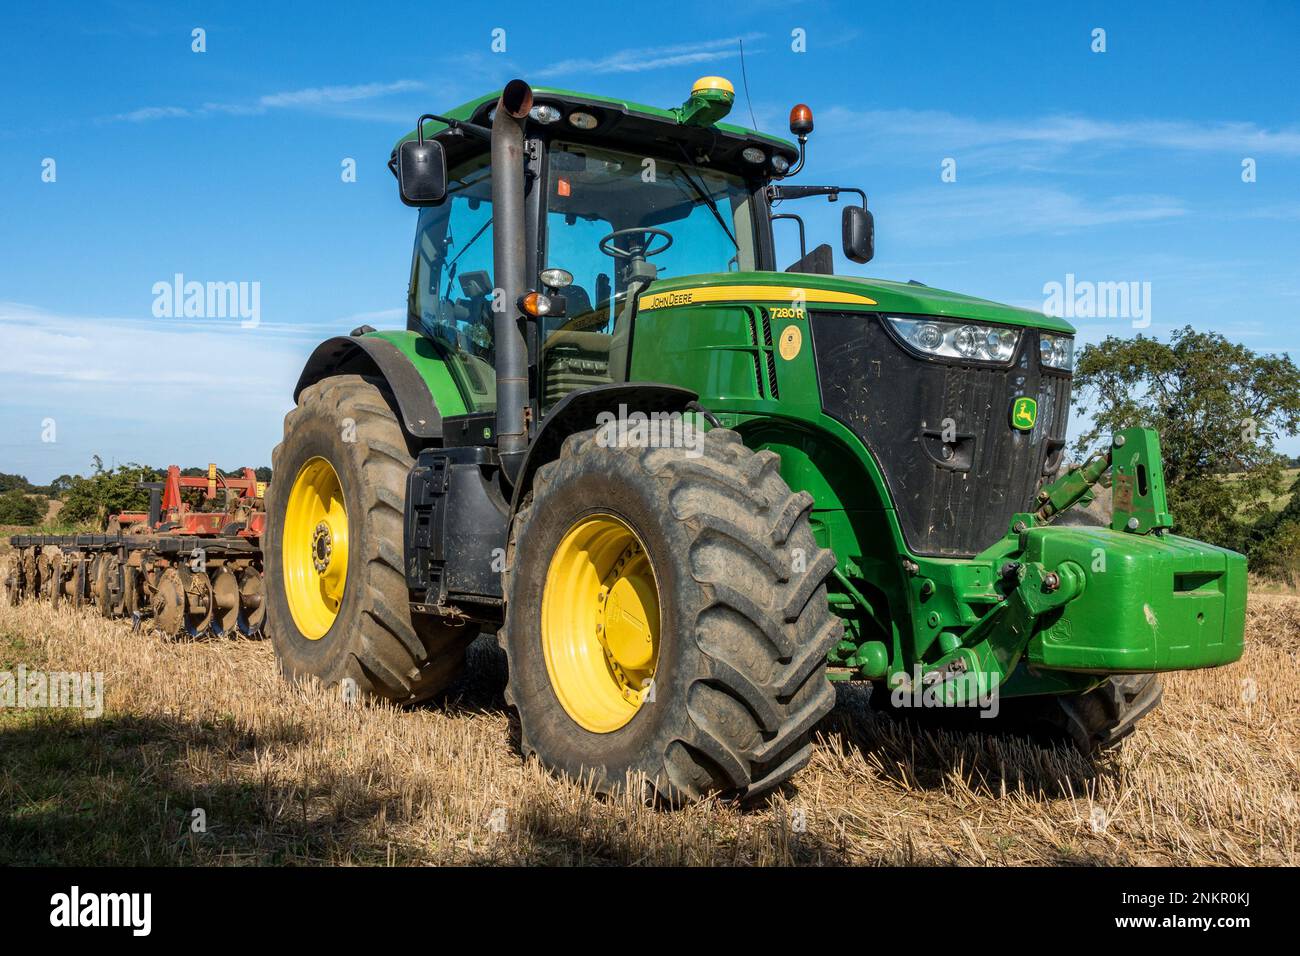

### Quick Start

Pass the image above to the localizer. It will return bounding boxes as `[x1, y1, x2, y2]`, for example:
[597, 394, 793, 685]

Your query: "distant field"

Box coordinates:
[0, 595, 1294, 866]
[1224, 466, 1299, 513]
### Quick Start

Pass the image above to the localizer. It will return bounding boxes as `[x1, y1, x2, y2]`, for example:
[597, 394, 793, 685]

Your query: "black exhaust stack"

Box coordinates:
[490, 79, 533, 482]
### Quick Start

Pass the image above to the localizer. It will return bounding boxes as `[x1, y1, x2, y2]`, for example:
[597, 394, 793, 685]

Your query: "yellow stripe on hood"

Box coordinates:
[639, 284, 877, 311]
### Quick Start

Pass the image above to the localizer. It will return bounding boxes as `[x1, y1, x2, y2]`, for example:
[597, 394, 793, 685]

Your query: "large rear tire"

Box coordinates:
[502, 426, 842, 806]
[266, 374, 471, 703]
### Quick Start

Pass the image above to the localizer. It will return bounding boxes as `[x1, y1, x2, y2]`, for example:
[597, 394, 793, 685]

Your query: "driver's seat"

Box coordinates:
[564, 284, 593, 319]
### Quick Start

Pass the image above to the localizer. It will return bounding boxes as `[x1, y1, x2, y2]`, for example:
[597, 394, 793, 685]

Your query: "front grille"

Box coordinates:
[761, 308, 780, 399]
[744, 312, 765, 395]
[810, 312, 1069, 557]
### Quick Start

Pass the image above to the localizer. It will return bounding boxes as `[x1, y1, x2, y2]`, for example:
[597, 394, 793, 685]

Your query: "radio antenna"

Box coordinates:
[739, 38, 759, 130]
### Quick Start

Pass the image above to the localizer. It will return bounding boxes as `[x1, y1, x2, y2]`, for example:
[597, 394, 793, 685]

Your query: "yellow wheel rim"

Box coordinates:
[282, 456, 350, 640]
[541, 513, 661, 733]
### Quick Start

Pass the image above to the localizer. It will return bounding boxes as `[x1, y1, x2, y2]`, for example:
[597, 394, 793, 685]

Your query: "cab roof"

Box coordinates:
[394, 86, 800, 176]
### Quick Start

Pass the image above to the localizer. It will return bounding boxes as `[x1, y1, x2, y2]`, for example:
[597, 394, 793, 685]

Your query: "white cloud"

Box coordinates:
[535, 34, 763, 78]
[114, 105, 193, 123]
[104, 80, 424, 124]
[820, 106, 1300, 159]
[257, 80, 423, 109]
[880, 186, 1186, 242]
[0, 302, 333, 480]
[0, 302, 312, 392]
[0, 302, 429, 481]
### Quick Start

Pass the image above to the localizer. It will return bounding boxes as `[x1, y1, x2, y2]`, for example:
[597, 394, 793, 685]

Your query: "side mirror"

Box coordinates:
[395, 123, 447, 206]
[842, 205, 874, 264]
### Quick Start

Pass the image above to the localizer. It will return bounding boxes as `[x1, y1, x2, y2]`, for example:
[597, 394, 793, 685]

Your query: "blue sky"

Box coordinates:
[2, 0, 1298, 482]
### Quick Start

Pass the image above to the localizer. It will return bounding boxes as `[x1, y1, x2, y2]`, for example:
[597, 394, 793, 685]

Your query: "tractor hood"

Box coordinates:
[637, 272, 1074, 333]
[629, 269, 1077, 557]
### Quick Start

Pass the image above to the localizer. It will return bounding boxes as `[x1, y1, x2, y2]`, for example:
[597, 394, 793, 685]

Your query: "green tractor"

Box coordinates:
[265, 76, 1247, 804]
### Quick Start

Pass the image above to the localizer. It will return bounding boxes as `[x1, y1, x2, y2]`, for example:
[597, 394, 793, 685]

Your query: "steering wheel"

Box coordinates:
[598, 227, 673, 260]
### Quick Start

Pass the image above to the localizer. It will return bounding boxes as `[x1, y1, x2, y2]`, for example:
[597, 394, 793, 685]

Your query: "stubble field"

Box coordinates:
[0, 593, 1295, 866]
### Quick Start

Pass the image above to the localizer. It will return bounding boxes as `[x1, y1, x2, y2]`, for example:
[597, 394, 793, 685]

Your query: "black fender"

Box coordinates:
[294, 334, 443, 440]
[508, 381, 700, 516]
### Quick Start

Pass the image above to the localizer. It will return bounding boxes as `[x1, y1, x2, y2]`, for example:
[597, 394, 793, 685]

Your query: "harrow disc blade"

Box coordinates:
[68, 552, 86, 609]
[22, 552, 38, 601]
[238, 568, 266, 635]
[152, 567, 187, 638]
[2, 557, 20, 607]
[184, 567, 214, 636]
[95, 555, 124, 618]
[48, 550, 65, 607]
[90, 555, 107, 612]
[38, 547, 60, 603]
[210, 566, 241, 637]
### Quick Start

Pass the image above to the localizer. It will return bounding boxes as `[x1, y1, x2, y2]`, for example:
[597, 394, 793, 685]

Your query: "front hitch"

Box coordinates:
[891, 427, 1245, 705]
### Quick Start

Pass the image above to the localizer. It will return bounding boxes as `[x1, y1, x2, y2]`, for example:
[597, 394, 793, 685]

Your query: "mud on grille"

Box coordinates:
[810, 311, 1070, 557]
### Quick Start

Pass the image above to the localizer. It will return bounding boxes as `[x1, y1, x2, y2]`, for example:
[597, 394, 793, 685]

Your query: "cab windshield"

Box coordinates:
[546, 142, 758, 292]
[540, 141, 759, 406]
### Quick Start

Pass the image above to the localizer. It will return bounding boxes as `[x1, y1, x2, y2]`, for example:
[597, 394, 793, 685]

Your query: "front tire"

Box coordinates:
[502, 426, 842, 806]
[1016, 674, 1164, 755]
[266, 374, 470, 703]
[872, 673, 1163, 756]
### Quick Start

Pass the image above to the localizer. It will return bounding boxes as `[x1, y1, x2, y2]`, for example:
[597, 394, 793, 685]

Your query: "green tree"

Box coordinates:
[1071, 326, 1300, 551]
[1249, 471, 1300, 584]
[0, 473, 32, 494]
[0, 489, 42, 525]
[1252, 517, 1300, 584]
[59, 460, 163, 529]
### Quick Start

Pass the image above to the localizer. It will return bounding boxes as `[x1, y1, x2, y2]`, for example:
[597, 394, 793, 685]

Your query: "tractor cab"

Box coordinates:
[394, 76, 876, 413]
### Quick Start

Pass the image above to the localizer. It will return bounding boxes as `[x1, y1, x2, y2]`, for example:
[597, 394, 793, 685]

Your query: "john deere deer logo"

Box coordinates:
[1011, 397, 1038, 431]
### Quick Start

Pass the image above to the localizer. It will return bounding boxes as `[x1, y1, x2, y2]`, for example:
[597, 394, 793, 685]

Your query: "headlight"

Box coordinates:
[529, 104, 561, 124]
[886, 316, 1022, 364]
[1039, 332, 1074, 370]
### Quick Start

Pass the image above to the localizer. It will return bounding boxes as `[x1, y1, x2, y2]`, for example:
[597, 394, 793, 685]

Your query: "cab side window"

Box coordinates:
[408, 153, 497, 408]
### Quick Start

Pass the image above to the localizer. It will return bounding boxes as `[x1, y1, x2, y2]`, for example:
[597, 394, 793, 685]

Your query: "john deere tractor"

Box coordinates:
[266, 77, 1247, 804]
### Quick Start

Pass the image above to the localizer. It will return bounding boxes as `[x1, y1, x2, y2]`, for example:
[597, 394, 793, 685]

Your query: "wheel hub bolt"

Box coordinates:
[311, 522, 333, 574]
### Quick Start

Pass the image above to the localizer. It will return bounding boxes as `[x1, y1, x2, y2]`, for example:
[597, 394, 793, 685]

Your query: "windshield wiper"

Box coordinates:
[670, 146, 737, 249]
[441, 216, 494, 300]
